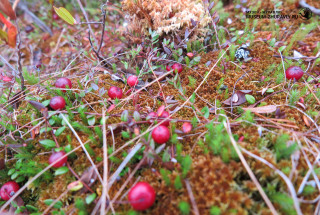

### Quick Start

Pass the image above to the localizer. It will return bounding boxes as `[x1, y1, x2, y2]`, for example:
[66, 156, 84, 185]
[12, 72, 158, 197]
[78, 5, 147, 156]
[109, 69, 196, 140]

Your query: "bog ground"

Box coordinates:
[0, 0, 320, 214]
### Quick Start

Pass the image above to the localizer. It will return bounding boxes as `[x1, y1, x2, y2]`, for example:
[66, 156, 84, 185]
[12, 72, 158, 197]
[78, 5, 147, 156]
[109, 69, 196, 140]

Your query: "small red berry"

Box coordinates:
[186, 53, 194, 58]
[171, 63, 183, 74]
[147, 112, 157, 124]
[158, 110, 170, 127]
[156, 105, 165, 116]
[166, 65, 172, 72]
[53, 13, 59, 20]
[2, 76, 12, 82]
[49, 151, 68, 168]
[182, 122, 192, 133]
[285, 66, 304, 81]
[55, 77, 72, 92]
[50, 96, 66, 110]
[299, 97, 304, 103]
[0, 181, 20, 201]
[238, 136, 245, 142]
[108, 86, 123, 99]
[127, 75, 138, 87]
[152, 125, 170, 144]
[128, 182, 156, 211]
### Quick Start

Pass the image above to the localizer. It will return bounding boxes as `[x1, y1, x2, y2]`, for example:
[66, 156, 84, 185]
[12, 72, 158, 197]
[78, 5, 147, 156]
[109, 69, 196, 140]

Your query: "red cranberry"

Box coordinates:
[158, 110, 170, 127]
[299, 97, 304, 103]
[0, 181, 20, 201]
[147, 112, 157, 124]
[127, 75, 138, 87]
[49, 151, 68, 168]
[108, 86, 123, 99]
[128, 182, 156, 211]
[238, 136, 245, 142]
[182, 122, 192, 133]
[55, 77, 72, 92]
[25, 25, 34, 33]
[152, 125, 170, 144]
[186, 53, 194, 58]
[285, 66, 304, 81]
[50, 96, 66, 110]
[2, 76, 12, 82]
[171, 63, 183, 74]
[53, 13, 59, 20]
[166, 65, 172, 72]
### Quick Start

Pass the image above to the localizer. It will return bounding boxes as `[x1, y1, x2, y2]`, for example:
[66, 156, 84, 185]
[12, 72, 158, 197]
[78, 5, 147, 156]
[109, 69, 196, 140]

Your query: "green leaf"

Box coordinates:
[26, 205, 39, 212]
[210, 206, 221, 215]
[174, 175, 182, 189]
[0, 29, 8, 42]
[55, 166, 69, 176]
[178, 201, 190, 215]
[40, 127, 52, 134]
[39, 139, 56, 149]
[85, 193, 97, 204]
[11, 172, 19, 180]
[201, 106, 210, 119]
[266, 88, 274, 93]
[42, 100, 50, 107]
[278, 46, 286, 52]
[53, 6, 77, 25]
[190, 92, 196, 103]
[8, 169, 15, 175]
[43, 199, 63, 209]
[87, 116, 95, 126]
[121, 110, 129, 122]
[55, 126, 66, 136]
[245, 94, 255, 104]
[133, 111, 141, 121]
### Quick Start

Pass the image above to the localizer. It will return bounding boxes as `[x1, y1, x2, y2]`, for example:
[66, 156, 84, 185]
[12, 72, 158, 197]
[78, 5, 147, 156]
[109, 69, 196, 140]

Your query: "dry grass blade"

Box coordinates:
[185, 179, 200, 215]
[106, 157, 146, 213]
[108, 142, 142, 188]
[100, 109, 115, 214]
[60, 114, 103, 184]
[240, 147, 303, 215]
[223, 121, 278, 215]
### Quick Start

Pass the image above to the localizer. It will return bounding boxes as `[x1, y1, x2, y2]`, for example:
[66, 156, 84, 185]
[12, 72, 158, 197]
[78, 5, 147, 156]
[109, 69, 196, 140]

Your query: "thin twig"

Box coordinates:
[60, 114, 104, 184]
[240, 147, 303, 215]
[100, 109, 115, 214]
[185, 179, 200, 215]
[223, 121, 278, 215]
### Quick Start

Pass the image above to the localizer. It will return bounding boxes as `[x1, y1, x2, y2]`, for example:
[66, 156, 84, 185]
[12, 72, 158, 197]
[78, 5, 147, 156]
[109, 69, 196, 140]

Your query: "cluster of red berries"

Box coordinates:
[50, 77, 73, 110]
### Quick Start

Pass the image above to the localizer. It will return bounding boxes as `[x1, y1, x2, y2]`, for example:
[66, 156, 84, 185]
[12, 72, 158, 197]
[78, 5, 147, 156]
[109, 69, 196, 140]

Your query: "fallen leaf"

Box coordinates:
[0, 0, 16, 20]
[303, 115, 310, 127]
[223, 90, 252, 106]
[53, 6, 77, 25]
[243, 105, 277, 114]
[275, 107, 286, 119]
[7, 25, 16, 48]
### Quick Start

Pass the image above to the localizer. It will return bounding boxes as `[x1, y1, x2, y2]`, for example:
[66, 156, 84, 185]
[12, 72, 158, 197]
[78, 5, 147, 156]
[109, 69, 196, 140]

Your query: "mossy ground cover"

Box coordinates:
[0, 0, 320, 214]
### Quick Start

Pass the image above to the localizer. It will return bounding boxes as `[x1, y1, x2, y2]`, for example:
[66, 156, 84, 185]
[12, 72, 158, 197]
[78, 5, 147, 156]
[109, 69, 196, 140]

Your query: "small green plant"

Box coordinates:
[288, 89, 300, 106]
[178, 201, 190, 215]
[274, 134, 298, 161]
